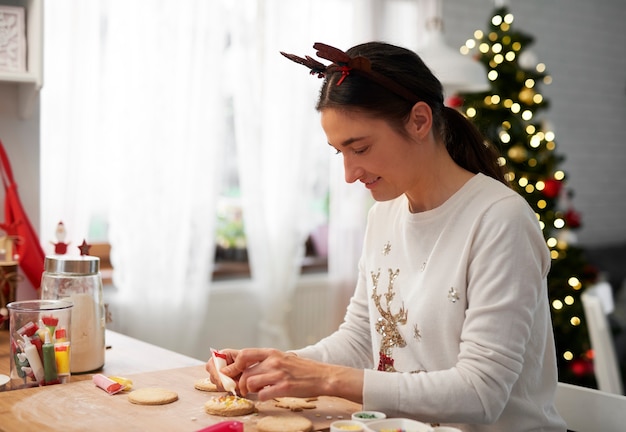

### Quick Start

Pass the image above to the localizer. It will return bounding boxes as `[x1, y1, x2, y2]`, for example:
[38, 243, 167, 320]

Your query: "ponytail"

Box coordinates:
[442, 106, 507, 185]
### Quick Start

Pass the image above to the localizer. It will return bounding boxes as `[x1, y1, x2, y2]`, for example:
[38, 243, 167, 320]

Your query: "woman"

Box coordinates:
[207, 42, 566, 431]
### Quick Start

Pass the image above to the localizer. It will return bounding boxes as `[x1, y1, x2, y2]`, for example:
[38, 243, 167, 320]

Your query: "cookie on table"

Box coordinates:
[257, 415, 313, 432]
[194, 377, 219, 392]
[128, 387, 179, 405]
[274, 397, 318, 412]
[204, 395, 257, 417]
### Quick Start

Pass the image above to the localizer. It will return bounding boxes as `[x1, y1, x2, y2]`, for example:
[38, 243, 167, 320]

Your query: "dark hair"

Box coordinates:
[315, 42, 506, 185]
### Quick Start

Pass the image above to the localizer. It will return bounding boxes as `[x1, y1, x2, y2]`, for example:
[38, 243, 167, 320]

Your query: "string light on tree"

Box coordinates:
[456, 5, 598, 387]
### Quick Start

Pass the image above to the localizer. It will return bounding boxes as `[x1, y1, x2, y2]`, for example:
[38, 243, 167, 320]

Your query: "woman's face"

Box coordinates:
[321, 108, 425, 203]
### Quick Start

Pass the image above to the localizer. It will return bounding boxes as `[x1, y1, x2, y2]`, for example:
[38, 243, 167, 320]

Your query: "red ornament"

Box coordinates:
[542, 178, 562, 199]
[570, 357, 594, 377]
[78, 239, 91, 256]
[0, 221, 19, 236]
[51, 221, 70, 255]
[564, 208, 582, 228]
[446, 94, 464, 108]
[377, 352, 395, 372]
[54, 242, 69, 254]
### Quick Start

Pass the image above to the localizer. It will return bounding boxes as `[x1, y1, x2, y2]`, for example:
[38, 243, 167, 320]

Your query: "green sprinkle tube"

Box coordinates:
[43, 332, 59, 384]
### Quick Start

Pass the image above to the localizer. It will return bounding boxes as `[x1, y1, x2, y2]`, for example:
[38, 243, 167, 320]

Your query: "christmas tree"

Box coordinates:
[453, 6, 599, 387]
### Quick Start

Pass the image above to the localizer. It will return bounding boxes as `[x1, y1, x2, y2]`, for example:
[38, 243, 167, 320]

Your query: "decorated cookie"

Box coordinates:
[204, 395, 257, 417]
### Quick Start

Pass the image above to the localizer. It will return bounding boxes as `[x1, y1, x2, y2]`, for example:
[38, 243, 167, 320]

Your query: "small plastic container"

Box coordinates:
[0, 374, 9, 391]
[330, 420, 366, 432]
[365, 418, 434, 432]
[351, 411, 387, 422]
[7, 299, 73, 389]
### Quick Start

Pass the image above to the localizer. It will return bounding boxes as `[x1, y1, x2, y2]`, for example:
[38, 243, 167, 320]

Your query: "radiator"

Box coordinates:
[287, 274, 339, 349]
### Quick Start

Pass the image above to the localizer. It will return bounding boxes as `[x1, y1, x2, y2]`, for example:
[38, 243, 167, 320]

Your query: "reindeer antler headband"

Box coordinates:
[280, 42, 421, 104]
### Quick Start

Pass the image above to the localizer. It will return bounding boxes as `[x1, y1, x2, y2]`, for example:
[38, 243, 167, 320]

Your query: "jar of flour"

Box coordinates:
[41, 256, 105, 373]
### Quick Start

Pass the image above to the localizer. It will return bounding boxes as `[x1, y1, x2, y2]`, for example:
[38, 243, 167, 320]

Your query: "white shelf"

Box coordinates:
[0, 0, 42, 119]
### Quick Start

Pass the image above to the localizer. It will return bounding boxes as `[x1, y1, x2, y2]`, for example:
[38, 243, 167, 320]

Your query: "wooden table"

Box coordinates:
[0, 330, 361, 431]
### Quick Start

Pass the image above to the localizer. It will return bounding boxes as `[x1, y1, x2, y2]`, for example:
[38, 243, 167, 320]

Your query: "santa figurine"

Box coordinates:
[51, 221, 70, 255]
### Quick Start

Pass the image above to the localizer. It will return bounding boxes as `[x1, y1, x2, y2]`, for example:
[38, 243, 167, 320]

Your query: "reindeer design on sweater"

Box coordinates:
[371, 268, 407, 372]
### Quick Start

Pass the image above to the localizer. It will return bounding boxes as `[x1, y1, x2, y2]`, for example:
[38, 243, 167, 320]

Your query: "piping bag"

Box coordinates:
[210, 348, 237, 396]
[195, 421, 243, 432]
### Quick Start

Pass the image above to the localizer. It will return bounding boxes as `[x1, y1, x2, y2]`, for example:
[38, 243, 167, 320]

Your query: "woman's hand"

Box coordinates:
[217, 348, 364, 403]
[205, 348, 241, 392]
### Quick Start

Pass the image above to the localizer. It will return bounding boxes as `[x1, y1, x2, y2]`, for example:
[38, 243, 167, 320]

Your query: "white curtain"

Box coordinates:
[41, 0, 415, 356]
[41, 2, 107, 249]
[328, 160, 373, 325]
[41, 0, 226, 359]
[229, 0, 385, 349]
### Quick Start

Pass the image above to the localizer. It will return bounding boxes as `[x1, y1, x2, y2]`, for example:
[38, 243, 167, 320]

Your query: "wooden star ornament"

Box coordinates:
[78, 239, 91, 256]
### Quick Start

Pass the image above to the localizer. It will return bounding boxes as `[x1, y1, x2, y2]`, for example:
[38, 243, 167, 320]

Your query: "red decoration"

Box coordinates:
[0, 140, 46, 290]
[570, 357, 594, 377]
[446, 94, 464, 108]
[54, 242, 69, 255]
[51, 221, 70, 255]
[336, 65, 351, 85]
[564, 208, 582, 228]
[542, 178, 562, 199]
[78, 239, 91, 256]
[0, 221, 19, 237]
[377, 352, 395, 371]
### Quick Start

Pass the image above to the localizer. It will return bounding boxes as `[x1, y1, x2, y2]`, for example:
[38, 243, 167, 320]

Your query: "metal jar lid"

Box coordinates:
[44, 256, 100, 275]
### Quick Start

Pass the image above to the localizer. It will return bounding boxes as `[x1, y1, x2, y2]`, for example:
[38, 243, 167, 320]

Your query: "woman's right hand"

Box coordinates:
[205, 348, 241, 392]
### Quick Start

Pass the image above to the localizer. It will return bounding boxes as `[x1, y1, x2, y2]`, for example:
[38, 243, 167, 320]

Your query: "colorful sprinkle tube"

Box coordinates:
[43, 333, 59, 385]
[11, 340, 26, 378]
[92, 374, 124, 395]
[54, 341, 71, 379]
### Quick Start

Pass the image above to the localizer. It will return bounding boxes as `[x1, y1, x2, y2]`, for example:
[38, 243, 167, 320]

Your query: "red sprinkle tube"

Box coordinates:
[92, 374, 123, 395]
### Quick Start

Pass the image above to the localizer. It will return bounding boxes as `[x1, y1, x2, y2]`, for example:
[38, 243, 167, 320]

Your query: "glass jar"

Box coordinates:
[7, 299, 73, 389]
[40, 256, 105, 373]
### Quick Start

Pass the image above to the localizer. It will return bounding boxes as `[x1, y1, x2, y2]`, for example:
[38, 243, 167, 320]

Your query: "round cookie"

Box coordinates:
[128, 387, 179, 405]
[257, 415, 313, 432]
[204, 395, 257, 417]
[274, 397, 317, 411]
[194, 377, 219, 392]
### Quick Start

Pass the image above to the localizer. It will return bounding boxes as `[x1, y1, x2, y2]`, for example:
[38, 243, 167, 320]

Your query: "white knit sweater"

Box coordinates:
[295, 174, 567, 432]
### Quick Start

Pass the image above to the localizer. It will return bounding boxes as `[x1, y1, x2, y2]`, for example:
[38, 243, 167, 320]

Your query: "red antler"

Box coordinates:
[282, 42, 420, 103]
[313, 42, 351, 64]
[280, 52, 327, 78]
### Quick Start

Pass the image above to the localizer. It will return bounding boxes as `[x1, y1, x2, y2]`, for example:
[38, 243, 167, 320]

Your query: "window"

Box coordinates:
[41, 1, 333, 288]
